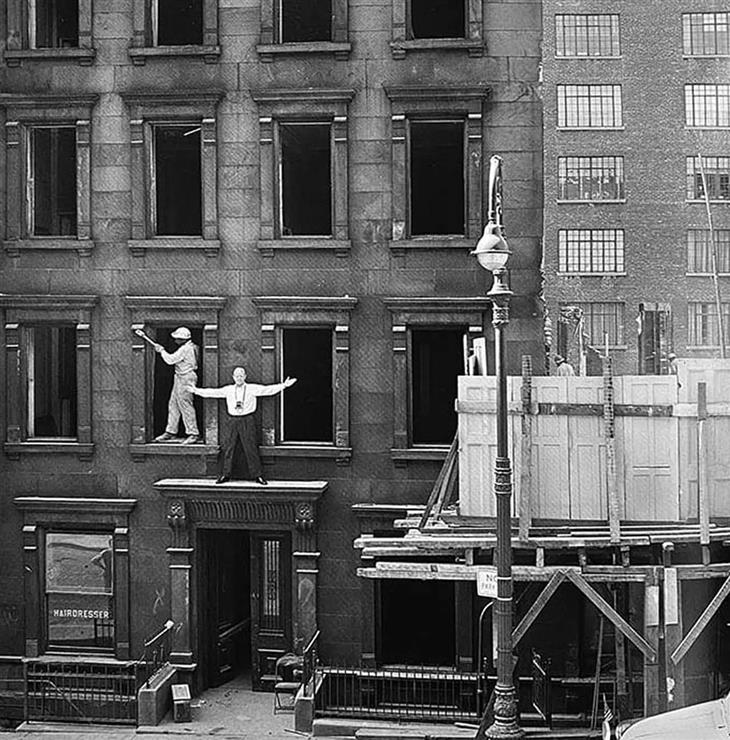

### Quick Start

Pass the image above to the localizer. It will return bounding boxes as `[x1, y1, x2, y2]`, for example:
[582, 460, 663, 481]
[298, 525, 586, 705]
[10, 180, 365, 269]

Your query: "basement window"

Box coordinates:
[280, 123, 332, 237]
[281, 328, 333, 443]
[280, 0, 331, 42]
[153, 0, 203, 45]
[31, 0, 79, 47]
[409, 0, 465, 39]
[410, 120, 465, 236]
[154, 125, 202, 236]
[30, 127, 77, 237]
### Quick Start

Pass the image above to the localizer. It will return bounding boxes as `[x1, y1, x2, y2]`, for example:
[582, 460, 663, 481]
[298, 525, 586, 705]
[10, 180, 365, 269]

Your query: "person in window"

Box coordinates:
[667, 352, 682, 388]
[554, 354, 575, 376]
[190, 367, 297, 485]
[152, 327, 201, 444]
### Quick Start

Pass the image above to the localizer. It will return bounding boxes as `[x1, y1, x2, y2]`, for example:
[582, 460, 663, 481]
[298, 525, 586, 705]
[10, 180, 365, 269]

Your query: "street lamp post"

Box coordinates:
[471, 156, 523, 739]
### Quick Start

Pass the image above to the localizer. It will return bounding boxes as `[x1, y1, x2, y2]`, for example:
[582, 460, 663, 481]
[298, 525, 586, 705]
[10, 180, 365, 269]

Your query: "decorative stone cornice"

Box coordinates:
[14, 497, 137, 514]
[383, 297, 490, 313]
[0, 93, 99, 111]
[383, 85, 489, 102]
[251, 89, 356, 105]
[0, 294, 99, 310]
[252, 296, 357, 312]
[123, 296, 227, 311]
[120, 91, 224, 108]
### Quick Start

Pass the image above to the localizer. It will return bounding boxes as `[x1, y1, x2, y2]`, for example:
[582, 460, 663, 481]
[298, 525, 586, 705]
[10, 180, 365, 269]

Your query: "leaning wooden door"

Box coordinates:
[250, 532, 292, 690]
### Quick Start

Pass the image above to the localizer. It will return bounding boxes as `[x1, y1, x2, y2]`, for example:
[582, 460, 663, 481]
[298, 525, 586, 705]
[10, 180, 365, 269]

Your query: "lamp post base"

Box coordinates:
[484, 686, 524, 739]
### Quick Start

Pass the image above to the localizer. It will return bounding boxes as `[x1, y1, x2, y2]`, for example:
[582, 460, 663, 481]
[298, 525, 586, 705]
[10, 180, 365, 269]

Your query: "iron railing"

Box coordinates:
[0, 658, 25, 723]
[315, 665, 485, 723]
[531, 650, 552, 729]
[139, 619, 175, 688]
[302, 630, 320, 697]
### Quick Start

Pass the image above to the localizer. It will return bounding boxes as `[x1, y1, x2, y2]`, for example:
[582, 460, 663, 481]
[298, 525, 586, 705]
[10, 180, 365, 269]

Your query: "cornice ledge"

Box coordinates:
[251, 88, 356, 104]
[0, 294, 99, 309]
[252, 296, 358, 311]
[154, 478, 328, 497]
[383, 84, 490, 101]
[383, 297, 491, 312]
[123, 295, 227, 310]
[120, 90, 225, 107]
[0, 92, 99, 110]
[14, 497, 137, 514]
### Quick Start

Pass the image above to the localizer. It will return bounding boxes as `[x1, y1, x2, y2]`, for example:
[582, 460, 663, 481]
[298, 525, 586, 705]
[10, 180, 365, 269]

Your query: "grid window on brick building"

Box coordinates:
[558, 156, 624, 201]
[683, 12, 730, 56]
[687, 229, 730, 273]
[557, 85, 622, 128]
[685, 84, 730, 127]
[31, 0, 78, 47]
[558, 230, 625, 274]
[688, 301, 730, 346]
[409, 0, 465, 40]
[152, 0, 203, 45]
[279, 0, 331, 42]
[687, 156, 730, 201]
[567, 302, 625, 346]
[555, 14, 620, 57]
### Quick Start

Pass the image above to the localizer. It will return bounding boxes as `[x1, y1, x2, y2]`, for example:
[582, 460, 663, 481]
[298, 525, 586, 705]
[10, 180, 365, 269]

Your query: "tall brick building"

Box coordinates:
[0, 0, 543, 712]
[542, 2, 730, 375]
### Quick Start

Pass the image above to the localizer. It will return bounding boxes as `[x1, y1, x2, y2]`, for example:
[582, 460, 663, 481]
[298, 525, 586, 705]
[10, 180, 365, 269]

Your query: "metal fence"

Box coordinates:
[302, 629, 320, 698]
[138, 619, 175, 689]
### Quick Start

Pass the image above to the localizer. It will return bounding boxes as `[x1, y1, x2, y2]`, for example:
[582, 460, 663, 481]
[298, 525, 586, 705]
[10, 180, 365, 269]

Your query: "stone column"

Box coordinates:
[293, 502, 318, 652]
[167, 500, 194, 666]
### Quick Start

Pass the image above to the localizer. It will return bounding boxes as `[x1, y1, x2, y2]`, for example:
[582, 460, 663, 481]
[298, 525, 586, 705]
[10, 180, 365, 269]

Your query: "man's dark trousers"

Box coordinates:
[221, 414, 262, 478]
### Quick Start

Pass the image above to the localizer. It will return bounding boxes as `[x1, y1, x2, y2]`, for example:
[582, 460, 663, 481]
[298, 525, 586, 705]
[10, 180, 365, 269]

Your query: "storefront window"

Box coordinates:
[45, 533, 114, 650]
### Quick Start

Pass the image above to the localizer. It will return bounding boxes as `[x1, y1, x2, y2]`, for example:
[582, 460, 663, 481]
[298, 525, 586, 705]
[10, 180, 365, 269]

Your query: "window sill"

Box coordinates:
[557, 126, 625, 131]
[128, 238, 220, 257]
[256, 41, 352, 61]
[389, 237, 473, 258]
[391, 447, 449, 465]
[686, 272, 730, 277]
[4, 238, 95, 258]
[257, 238, 351, 257]
[683, 54, 730, 59]
[4, 48, 96, 67]
[687, 199, 730, 205]
[685, 125, 730, 130]
[390, 38, 485, 59]
[260, 445, 352, 464]
[556, 199, 626, 205]
[555, 54, 621, 60]
[4, 441, 94, 461]
[128, 45, 221, 64]
[557, 271, 627, 277]
[129, 443, 219, 462]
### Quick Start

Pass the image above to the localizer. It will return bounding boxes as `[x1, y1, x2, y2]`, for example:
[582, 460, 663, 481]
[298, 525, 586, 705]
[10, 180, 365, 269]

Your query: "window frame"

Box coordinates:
[14, 496, 135, 659]
[556, 84, 623, 130]
[683, 12, 730, 58]
[4, 0, 95, 66]
[124, 295, 226, 459]
[688, 301, 730, 347]
[557, 229, 626, 275]
[0, 94, 96, 257]
[554, 14, 621, 58]
[252, 296, 357, 463]
[686, 229, 730, 275]
[121, 92, 223, 256]
[686, 155, 730, 202]
[385, 297, 488, 461]
[565, 301, 626, 348]
[252, 88, 355, 256]
[557, 155, 625, 203]
[1, 294, 97, 460]
[685, 84, 730, 128]
[384, 85, 487, 257]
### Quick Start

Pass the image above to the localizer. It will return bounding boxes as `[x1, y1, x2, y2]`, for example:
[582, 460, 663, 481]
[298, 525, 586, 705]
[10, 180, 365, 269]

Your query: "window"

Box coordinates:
[253, 296, 356, 461]
[154, 0, 202, 45]
[558, 230, 624, 274]
[687, 156, 730, 201]
[1, 95, 95, 256]
[32, 0, 78, 48]
[410, 0, 465, 40]
[687, 229, 730, 273]
[683, 13, 729, 56]
[558, 156, 624, 201]
[557, 85, 623, 128]
[568, 302, 625, 346]
[688, 302, 730, 346]
[410, 120, 465, 236]
[253, 89, 354, 254]
[279, 0, 331, 42]
[45, 533, 114, 651]
[385, 86, 487, 254]
[555, 14, 620, 57]
[685, 84, 730, 127]
[1, 295, 96, 459]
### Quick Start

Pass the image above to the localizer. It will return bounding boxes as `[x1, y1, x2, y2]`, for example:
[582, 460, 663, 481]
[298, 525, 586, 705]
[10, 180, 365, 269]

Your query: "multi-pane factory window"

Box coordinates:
[410, 120, 465, 236]
[558, 230, 625, 274]
[685, 84, 730, 127]
[31, 0, 79, 47]
[557, 85, 623, 128]
[279, 122, 332, 236]
[568, 303, 625, 346]
[555, 14, 620, 57]
[687, 156, 730, 201]
[683, 13, 730, 56]
[26, 325, 77, 438]
[558, 156, 624, 201]
[153, 0, 203, 45]
[153, 125, 202, 236]
[409, 0, 465, 39]
[688, 302, 730, 346]
[687, 230, 730, 273]
[279, 0, 331, 42]
[30, 127, 77, 237]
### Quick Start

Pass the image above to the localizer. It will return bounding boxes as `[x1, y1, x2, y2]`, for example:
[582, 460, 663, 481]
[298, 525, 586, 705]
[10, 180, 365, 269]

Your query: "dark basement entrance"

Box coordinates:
[198, 529, 292, 691]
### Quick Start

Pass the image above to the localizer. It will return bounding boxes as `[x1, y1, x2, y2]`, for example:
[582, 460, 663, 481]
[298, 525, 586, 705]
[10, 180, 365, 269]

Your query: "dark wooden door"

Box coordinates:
[250, 532, 292, 690]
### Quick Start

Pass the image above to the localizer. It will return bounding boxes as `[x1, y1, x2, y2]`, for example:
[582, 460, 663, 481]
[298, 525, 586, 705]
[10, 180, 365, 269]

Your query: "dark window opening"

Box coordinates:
[409, 0, 465, 39]
[28, 325, 77, 438]
[280, 0, 332, 42]
[282, 328, 333, 442]
[34, 0, 79, 48]
[156, 0, 203, 45]
[280, 123, 332, 236]
[378, 580, 455, 665]
[155, 126, 202, 236]
[410, 121, 464, 236]
[151, 325, 204, 439]
[411, 328, 464, 445]
[32, 127, 77, 237]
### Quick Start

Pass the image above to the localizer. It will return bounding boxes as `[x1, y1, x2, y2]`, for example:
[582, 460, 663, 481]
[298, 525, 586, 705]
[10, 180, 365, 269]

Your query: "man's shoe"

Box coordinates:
[216, 475, 230, 484]
[255, 476, 268, 486]
[181, 435, 201, 445]
[154, 432, 177, 442]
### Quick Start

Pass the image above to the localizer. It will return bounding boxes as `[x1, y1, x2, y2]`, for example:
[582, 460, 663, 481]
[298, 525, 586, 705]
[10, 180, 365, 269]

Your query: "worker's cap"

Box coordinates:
[171, 327, 191, 340]
[554, 354, 565, 363]
[668, 352, 677, 360]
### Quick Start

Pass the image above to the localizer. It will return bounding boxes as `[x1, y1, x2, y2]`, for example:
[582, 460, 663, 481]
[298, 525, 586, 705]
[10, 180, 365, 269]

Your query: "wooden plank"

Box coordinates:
[698, 383, 710, 547]
[671, 574, 730, 664]
[663, 565, 685, 708]
[604, 358, 621, 544]
[512, 571, 566, 646]
[417, 435, 458, 530]
[613, 584, 630, 719]
[536, 403, 674, 417]
[519, 355, 533, 543]
[644, 572, 662, 716]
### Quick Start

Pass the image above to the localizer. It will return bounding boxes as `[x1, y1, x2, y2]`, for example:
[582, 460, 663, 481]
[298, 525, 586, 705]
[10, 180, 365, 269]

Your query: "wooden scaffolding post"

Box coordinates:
[697, 382, 711, 565]
[519, 354, 533, 543]
[643, 569, 662, 717]
[613, 582, 630, 718]
[603, 356, 621, 544]
[662, 542, 685, 710]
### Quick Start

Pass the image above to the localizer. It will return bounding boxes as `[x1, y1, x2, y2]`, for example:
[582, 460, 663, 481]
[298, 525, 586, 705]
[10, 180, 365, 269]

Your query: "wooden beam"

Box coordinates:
[698, 383, 710, 550]
[417, 435, 458, 530]
[512, 570, 566, 646]
[604, 357, 621, 545]
[671, 573, 730, 665]
[519, 355, 533, 543]
[644, 571, 662, 716]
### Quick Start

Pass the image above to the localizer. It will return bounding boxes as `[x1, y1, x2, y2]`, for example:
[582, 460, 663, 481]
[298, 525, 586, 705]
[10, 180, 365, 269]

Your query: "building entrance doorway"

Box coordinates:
[198, 529, 292, 691]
